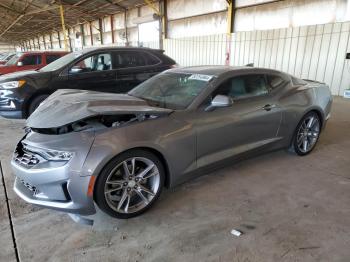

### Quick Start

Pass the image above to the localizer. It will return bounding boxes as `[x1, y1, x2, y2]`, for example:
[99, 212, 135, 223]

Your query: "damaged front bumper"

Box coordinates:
[0, 88, 24, 119]
[11, 130, 97, 220]
[11, 89, 174, 224]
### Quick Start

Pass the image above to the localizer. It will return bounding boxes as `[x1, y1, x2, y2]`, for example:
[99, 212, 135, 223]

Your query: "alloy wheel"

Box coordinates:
[104, 157, 161, 214]
[296, 114, 320, 153]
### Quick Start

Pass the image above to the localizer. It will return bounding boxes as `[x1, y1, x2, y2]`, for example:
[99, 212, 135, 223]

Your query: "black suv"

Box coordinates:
[0, 47, 176, 119]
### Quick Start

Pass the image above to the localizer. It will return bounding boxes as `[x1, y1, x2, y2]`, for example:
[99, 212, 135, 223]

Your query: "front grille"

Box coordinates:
[0, 98, 10, 106]
[13, 141, 44, 168]
[14, 151, 40, 168]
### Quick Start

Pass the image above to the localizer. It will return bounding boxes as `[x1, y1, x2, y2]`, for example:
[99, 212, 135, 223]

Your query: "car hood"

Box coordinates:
[0, 69, 38, 80]
[27, 89, 173, 129]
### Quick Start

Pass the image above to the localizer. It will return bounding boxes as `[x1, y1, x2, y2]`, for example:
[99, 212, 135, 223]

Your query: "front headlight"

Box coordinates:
[41, 150, 74, 161]
[0, 80, 26, 89]
[23, 143, 74, 161]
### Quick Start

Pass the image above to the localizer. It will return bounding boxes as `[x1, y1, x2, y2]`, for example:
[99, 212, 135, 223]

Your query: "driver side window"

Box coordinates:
[214, 74, 269, 99]
[69, 53, 112, 74]
[21, 55, 42, 66]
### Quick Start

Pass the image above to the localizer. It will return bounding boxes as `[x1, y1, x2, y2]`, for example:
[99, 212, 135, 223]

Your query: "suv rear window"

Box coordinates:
[143, 52, 160, 65]
[115, 51, 147, 68]
[21, 55, 42, 65]
[46, 54, 62, 64]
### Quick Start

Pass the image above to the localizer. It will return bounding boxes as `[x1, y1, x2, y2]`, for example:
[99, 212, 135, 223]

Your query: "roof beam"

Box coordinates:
[0, 15, 24, 38]
[60, 0, 101, 20]
[0, 0, 33, 38]
[0, 3, 22, 14]
[0, 0, 150, 42]
[144, 0, 160, 16]
[104, 0, 127, 11]
[73, 0, 90, 6]
[25, 6, 60, 16]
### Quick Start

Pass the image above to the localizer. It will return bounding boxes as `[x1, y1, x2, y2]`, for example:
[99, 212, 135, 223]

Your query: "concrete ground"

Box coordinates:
[0, 97, 349, 262]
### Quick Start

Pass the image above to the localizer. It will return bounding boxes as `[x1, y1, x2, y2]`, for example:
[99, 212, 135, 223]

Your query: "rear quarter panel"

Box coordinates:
[278, 82, 332, 146]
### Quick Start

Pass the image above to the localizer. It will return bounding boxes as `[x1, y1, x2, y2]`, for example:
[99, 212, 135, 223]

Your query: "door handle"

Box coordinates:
[262, 104, 276, 111]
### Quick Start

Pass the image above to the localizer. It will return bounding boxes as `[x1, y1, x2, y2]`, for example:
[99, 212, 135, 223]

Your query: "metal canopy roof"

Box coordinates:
[0, 0, 147, 43]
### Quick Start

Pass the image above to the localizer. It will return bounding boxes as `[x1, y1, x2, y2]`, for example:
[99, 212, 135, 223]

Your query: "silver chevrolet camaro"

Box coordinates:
[11, 66, 332, 223]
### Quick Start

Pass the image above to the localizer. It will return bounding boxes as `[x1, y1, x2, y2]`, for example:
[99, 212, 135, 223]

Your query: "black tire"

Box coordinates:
[27, 94, 49, 116]
[291, 111, 321, 156]
[94, 149, 165, 219]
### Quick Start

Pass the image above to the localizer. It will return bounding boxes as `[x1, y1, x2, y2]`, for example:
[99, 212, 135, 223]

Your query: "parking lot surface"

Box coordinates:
[0, 97, 350, 262]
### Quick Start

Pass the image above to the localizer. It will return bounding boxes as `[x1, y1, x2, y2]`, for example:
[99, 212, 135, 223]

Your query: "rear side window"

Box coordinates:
[46, 54, 62, 64]
[214, 74, 269, 99]
[266, 75, 287, 90]
[21, 55, 41, 65]
[292, 77, 307, 86]
[115, 51, 147, 68]
[143, 52, 160, 65]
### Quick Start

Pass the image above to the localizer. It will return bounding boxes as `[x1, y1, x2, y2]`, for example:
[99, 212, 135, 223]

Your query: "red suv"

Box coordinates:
[0, 51, 68, 76]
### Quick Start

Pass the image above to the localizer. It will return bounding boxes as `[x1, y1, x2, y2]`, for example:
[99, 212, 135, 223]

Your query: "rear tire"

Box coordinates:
[94, 149, 165, 219]
[291, 111, 321, 156]
[27, 95, 49, 116]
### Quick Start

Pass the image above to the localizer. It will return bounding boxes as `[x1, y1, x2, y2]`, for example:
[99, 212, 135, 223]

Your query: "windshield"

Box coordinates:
[129, 72, 212, 110]
[5, 54, 20, 65]
[39, 52, 81, 72]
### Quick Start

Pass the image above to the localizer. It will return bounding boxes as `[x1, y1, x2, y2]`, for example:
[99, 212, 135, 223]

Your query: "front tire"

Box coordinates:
[292, 111, 321, 156]
[94, 150, 164, 219]
[27, 94, 49, 116]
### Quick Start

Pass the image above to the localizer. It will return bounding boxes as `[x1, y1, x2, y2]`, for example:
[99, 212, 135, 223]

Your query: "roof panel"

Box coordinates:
[0, 0, 148, 43]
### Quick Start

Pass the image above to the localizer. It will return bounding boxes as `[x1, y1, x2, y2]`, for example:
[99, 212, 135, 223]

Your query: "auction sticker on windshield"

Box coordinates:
[188, 74, 213, 81]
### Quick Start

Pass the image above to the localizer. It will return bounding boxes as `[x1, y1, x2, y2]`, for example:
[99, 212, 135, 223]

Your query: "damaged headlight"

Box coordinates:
[0, 80, 26, 89]
[23, 143, 74, 161]
[40, 150, 74, 161]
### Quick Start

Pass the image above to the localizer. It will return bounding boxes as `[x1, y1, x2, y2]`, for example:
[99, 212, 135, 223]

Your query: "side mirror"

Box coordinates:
[205, 95, 233, 111]
[69, 66, 83, 74]
[17, 61, 23, 67]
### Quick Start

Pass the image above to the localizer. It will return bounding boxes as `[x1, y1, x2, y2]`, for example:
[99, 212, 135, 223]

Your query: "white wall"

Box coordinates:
[164, 34, 228, 66]
[19, 0, 350, 51]
[168, 11, 227, 38]
[235, 0, 350, 31]
[164, 21, 350, 96]
[167, 0, 227, 38]
[0, 42, 15, 53]
[236, 0, 284, 8]
[15, 0, 350, 96]
[167, 0, 227, 20]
